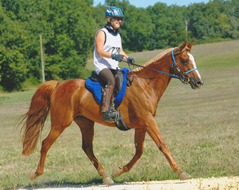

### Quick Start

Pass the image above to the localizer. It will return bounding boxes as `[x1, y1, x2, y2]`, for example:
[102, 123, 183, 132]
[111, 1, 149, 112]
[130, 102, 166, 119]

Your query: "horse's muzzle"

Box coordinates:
[189, 78, 204, 89]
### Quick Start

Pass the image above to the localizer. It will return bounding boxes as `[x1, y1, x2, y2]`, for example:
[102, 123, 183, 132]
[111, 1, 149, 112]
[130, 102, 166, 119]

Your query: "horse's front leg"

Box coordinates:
[112, 128, 146, 178]
[145, 117, 191, 180]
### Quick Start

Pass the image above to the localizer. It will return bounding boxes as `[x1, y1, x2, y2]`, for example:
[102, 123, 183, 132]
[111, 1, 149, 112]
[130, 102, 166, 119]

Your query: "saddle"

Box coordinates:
[90, 69, 123, 102]
[85, 68, 131, 131]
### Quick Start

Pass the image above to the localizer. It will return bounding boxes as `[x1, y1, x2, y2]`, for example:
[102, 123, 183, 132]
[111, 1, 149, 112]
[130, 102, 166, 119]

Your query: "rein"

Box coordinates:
[127, 49, 198, 84]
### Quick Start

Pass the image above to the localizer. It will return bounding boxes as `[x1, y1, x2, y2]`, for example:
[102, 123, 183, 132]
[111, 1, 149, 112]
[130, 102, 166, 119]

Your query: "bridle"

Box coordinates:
[127, 48, 198, 84]
[171, 49, 198, 84]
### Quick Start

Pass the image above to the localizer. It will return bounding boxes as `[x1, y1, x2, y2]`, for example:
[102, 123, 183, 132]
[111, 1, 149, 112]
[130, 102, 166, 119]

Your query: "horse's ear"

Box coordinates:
[179, 40, 188, 51]
[187, 40, 194, 50]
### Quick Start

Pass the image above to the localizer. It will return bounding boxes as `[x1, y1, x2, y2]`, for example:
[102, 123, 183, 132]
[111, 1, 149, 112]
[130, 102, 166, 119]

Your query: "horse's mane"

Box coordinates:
[133, 48, 175, 71]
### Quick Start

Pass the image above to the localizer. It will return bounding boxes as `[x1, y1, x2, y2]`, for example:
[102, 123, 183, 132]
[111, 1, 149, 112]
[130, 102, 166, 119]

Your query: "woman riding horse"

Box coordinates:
[94, 6, 135, 122]
[19, 40, 203, 184]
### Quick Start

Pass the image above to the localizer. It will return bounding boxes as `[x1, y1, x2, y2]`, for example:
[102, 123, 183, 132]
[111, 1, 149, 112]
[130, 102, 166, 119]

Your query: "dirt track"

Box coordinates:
[18, 176, 239, 190]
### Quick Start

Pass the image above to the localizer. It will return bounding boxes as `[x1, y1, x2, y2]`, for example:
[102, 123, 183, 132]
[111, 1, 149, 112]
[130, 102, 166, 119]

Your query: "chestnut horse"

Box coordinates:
[19, 41, 203, 184]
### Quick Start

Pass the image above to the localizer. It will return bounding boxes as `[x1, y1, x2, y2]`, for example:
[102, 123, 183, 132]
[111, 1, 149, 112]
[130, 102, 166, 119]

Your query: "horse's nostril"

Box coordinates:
[196, 79, 204, 86]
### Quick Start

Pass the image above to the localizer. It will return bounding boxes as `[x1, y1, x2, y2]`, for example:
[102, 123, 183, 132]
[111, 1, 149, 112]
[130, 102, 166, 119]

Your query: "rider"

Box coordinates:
[94, 6, 135, 123]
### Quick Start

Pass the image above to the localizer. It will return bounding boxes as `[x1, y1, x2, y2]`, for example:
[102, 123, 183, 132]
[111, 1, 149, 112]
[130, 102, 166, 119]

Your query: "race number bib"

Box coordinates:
[109, 47, 120, 54]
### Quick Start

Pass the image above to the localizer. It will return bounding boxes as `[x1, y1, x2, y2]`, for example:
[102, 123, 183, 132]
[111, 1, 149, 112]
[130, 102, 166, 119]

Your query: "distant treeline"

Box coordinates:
[0, 0, 238, 91]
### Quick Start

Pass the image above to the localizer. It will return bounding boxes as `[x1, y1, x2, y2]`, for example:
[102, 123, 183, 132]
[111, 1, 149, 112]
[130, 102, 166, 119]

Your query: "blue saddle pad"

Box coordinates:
[85, 68, 130, 106]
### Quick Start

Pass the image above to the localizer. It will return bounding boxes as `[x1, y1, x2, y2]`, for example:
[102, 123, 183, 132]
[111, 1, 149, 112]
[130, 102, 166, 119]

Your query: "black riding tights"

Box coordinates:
[99, 68, 116, 87]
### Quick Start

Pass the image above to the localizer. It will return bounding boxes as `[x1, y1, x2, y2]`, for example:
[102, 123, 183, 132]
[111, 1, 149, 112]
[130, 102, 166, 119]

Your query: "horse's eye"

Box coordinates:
[180, 58, 189, 65]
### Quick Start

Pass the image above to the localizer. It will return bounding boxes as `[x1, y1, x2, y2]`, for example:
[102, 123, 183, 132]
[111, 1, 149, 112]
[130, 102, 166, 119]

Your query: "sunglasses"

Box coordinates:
[114, 17, 123, 21]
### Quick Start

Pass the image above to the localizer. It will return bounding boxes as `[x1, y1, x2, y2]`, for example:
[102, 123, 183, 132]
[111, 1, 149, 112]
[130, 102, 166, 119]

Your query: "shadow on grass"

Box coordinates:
[15, 177, 131, 190]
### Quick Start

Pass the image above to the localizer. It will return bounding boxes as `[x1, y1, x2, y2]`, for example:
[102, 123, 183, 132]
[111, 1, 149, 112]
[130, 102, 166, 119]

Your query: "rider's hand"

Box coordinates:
[111, 54, 124, 62]
[127, 57, 135, 65]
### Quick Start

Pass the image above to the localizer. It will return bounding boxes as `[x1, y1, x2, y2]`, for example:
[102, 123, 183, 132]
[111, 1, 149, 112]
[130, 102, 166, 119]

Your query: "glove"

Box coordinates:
[111, 54, 124, 62]
[127, 57, 135, 65]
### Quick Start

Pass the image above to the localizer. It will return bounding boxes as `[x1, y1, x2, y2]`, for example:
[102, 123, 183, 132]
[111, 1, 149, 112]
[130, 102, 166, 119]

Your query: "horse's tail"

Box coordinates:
[19, 80, 60, 157]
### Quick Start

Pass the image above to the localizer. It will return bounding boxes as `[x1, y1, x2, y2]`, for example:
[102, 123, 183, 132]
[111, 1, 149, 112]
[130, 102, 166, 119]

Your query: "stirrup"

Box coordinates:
[115, 111, 131, 131]
[103, 107, 120, 123]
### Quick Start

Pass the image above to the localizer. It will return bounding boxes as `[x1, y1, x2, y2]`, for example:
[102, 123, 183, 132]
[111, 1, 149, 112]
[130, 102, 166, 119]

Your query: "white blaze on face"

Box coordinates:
[188, 53, 202, 79]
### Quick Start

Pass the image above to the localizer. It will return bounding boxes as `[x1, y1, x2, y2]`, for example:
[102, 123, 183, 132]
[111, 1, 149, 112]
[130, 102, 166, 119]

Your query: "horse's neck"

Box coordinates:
[132, 53, 172, 101]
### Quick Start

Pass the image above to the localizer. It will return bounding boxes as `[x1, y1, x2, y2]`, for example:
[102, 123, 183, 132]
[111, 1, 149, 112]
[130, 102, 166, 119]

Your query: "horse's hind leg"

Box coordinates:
[29, 126, 65, 181]
[74, 116, 114, 184]
[112, 128, 146, 178]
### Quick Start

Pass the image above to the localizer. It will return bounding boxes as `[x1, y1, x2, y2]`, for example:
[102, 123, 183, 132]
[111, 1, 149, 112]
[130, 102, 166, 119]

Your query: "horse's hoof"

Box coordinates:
[103, 176, 114, 184]
[179, 171, 191, 180]
[28, 171, 37, 181]
[112, 167, 121, 178]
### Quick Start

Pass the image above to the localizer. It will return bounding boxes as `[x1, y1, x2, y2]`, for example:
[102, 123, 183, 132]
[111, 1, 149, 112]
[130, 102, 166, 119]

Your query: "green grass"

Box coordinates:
[0, 40, 239, 189]
[0, 89, 35, 106]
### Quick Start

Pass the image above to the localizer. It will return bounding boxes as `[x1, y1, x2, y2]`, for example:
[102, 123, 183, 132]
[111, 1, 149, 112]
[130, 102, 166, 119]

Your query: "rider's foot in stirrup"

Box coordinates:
[103, 107, 119, 123]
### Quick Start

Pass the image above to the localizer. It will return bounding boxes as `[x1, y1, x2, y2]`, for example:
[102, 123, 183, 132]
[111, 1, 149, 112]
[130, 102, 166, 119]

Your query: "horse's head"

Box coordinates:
[172, 40, 204, 89]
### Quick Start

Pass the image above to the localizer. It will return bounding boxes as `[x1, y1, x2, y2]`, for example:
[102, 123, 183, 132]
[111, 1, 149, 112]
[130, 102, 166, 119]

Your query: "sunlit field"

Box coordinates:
[0, 40, 238, 189]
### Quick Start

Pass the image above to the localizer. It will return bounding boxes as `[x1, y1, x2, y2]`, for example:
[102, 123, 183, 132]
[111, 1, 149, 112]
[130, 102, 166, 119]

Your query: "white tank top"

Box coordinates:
[94, 27, 122, 74]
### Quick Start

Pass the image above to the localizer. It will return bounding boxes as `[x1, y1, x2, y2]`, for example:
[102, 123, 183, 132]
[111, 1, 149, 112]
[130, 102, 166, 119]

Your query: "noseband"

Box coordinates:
[127, 48, 198, 84]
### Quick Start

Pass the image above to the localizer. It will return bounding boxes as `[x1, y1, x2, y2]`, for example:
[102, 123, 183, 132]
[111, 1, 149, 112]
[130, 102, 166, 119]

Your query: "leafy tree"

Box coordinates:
[212, 0, 239, 39]
[0, 4, 29, 91]
[25, 0, 97, 80]
[188, 1, 231, 41]
[92, 4, 108, 29]
[1, 0, 97, 84]
[121, 6, 154, 51]
[0, 0, 239, 92]
[147, 3, 187, 48]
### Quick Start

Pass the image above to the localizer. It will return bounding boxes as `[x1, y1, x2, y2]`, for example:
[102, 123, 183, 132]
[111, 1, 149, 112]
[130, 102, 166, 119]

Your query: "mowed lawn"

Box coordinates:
[0, 40, 238, 189]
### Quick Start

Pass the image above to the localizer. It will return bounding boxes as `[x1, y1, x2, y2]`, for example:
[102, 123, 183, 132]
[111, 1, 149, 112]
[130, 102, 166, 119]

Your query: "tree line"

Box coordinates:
[0, 0, 238, 91]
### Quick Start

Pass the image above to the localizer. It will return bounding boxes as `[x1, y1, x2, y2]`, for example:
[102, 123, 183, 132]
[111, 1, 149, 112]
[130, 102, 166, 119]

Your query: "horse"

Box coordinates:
[19, 40, 204, 184]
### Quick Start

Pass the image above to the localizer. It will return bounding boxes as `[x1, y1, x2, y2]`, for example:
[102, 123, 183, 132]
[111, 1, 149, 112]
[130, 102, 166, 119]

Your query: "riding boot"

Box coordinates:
[101, 85, 119, 123]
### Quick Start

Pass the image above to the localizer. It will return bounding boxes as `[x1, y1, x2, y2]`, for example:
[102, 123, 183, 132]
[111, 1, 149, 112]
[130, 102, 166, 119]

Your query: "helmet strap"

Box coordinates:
[107, 20, 118, 34]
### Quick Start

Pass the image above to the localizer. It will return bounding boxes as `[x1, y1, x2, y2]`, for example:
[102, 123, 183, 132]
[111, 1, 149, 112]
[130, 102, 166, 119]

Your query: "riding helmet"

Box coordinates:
[105, 6, 124, 18]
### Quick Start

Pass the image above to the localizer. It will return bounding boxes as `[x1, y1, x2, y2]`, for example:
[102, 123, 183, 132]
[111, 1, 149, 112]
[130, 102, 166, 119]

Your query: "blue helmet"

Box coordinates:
[105, 6, 124, 18]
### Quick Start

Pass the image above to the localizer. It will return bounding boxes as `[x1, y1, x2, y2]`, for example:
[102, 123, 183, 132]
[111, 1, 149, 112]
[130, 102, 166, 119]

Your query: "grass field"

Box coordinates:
[0, 40, 239, 189]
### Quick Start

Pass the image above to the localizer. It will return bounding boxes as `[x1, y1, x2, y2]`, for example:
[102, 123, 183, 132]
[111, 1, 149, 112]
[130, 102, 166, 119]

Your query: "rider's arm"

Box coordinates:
[95, 30, 112, 58]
